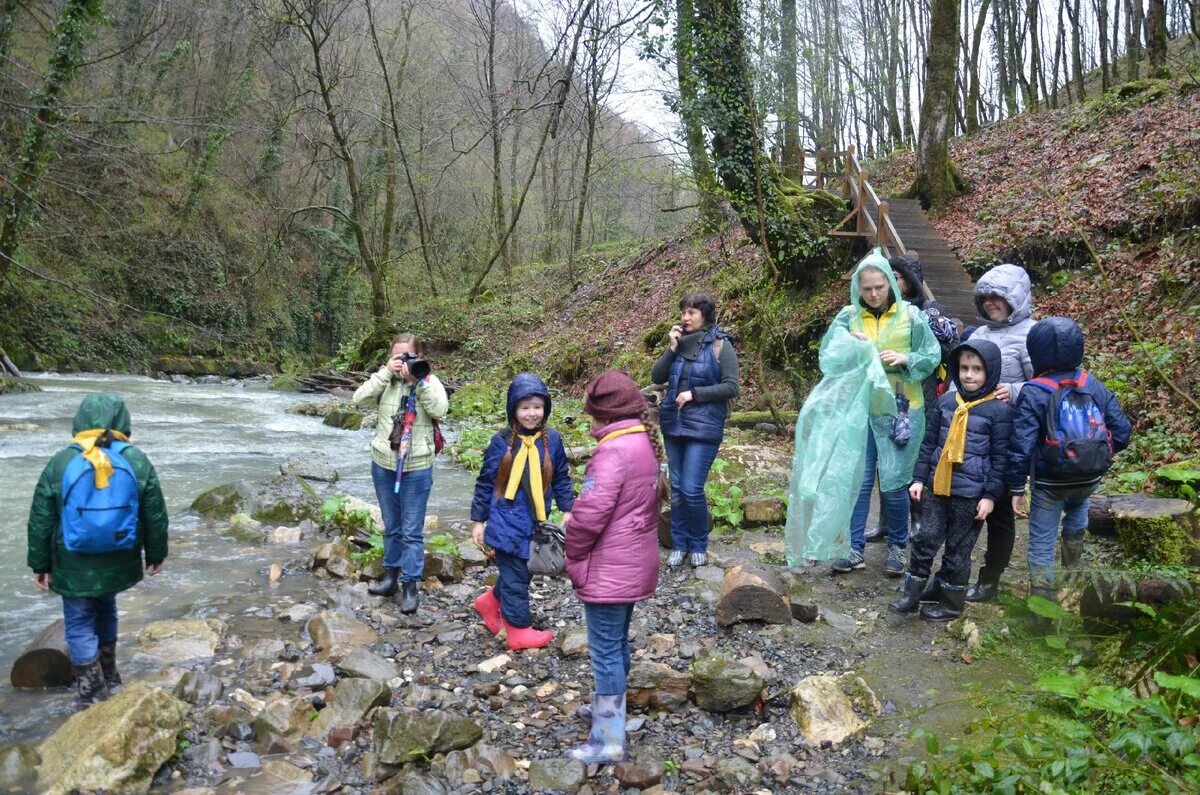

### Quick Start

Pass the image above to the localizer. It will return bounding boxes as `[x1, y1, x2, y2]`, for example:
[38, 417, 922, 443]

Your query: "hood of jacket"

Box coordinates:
[72, 393, 132, 436]
[506, 372, 552, 427]
[850, 247, 901, 316]
[949, 339, 1003, 399]
[889, 255, 926, 305]
[974, 264, 1032, 327]
[1027, 316, 1085, 375]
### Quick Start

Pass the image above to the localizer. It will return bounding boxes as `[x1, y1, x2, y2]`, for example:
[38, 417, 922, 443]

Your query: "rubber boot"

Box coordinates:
[474, 588, 503, 635]
[503, 619, 553, 652]
[398, 580, 419, 614]
[567, 693, 628, 764]
[576, 701, 592, 723]
[98, 640, 122, 692]
[1061, 534, 1085, 571]
[889, 574, 927, 615]
[917, 576, 942, 605]
[73, 659, 110, 708]
[920, 583, 967, 622]
[1028, 586, 1058, 633]
[369, 568, 399, 597]
[965, 579, 999, 603]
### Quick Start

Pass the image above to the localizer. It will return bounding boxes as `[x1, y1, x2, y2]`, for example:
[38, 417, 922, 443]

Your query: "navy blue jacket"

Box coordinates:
[914, 340, 1013, 501]
[658, 326, 735, 442]
[1005, 317, 1132, 493]
[470, 374, 575, 558]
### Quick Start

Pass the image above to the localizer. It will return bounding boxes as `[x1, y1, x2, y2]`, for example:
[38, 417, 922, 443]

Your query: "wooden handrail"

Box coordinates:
[812, 144, 907, 258]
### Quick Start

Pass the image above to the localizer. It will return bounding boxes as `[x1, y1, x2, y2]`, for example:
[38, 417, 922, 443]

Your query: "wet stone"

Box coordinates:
[614, 752, 665, 789]
[690, 656, 765, 713]
[718, 756, 761, 789]
[226, 751, 261, 768]
[336, 648, 401, 682]
[527, 758, 586, 793]
[173, 671, 225, 706]
[289, 662, 336, 690]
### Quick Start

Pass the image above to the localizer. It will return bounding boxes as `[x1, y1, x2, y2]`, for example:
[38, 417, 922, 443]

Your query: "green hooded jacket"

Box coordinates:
[26, 393, 169, 598]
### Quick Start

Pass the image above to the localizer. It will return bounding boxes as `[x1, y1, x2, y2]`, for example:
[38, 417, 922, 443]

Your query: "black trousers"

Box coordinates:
[974, 496, 1015, 585]
[908, 495, 983, 586]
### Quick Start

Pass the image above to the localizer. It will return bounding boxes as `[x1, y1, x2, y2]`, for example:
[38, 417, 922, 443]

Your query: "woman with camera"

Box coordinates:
[353, 333, 449, 613]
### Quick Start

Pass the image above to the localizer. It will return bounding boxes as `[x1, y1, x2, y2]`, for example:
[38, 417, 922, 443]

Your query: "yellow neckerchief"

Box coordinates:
[932, 392, 996, 496]
[69, 429, 132, 489]
[504, 431, 547, 522]
[598, 424, 646, 445]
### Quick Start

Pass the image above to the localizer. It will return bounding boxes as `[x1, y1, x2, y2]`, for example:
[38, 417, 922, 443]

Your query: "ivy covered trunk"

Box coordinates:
[909, 0, 965, 213]
[674, 0, 723, 233]
[688, 0, 842, 288]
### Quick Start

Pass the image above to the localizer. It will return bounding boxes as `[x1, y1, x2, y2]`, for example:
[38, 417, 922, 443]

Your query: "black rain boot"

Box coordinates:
[398, 580, 420, 614]
[98, 640, 122, 692]
[889, 574, 927, 614]
[917, 576, 943, 605]
[1028, 586, 1058, 633]
[73, 659, 110, 708]
[920, 583, 966, 622]
[1060, 535, 1085, 571]
[965, 580, 999, 603]
[369, 568, 400, 597]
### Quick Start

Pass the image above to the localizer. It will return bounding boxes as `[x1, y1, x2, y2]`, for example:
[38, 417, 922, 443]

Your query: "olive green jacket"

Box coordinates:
[27, 394, 169, 598]
[353, 369, 449, 472]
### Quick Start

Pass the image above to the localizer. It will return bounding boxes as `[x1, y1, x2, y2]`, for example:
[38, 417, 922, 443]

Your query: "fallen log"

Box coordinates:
[1092, 495, 1200, 565]
[716, 564, 792, 627]
[1, 353, 21, 378]
[10, 619, 74, 688]
[1080, 576, 1192, 633]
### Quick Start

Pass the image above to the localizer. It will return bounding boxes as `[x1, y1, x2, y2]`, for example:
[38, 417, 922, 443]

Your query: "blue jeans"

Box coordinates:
[1027, 483, 1095, 588]
[850, 434, 910, 552]
[494, 549, 533, 628]
[371, 462, 434, 582]
[62, 595, 118, 665]
[583, 602, 635, 695]
[663, 435, 721, 553]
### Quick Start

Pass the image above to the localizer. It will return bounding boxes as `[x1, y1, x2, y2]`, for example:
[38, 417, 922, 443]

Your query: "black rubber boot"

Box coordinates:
[965, 580, 999, 603]
[368, 568, 399, 597]
[889, 574, 927, 614]
[917, 576, 942, 605]
[1061, 535, 1085, 570]
[73, 659, 110, 707]
[398, 580, 420, 614]
[98, 641, 122, 691]
[920, 583, 967, 622]
[1028, 586, 1058, 633]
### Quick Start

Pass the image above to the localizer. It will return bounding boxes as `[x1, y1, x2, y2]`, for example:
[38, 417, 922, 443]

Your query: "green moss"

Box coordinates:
[191, 483, 242, 519]
[268, 375, 301, 392]
[1116, 513, 1192, 565]
[0, 376, 41, 394]
[322, 410, 364, 431]
[448, 383, 505, 422]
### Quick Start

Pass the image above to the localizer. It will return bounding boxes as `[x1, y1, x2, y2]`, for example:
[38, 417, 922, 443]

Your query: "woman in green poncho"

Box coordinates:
[785, 250, 941, 573]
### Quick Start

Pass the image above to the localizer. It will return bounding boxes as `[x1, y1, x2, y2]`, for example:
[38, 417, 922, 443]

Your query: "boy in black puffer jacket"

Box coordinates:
[892, 340, 1011, 621]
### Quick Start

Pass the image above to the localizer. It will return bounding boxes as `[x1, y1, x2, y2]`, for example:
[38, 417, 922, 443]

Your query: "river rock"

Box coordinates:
[309, 678, 390, 739]
[716, 564, 792, 627]
[741, 496, 785, 526]
[690, 655, 764, 712]
[191, 474, 328, 525]
[269, 526, 303, 543]
[324, 409, 365, 430]
[172, 671, 224, 706]
[627, 661, 690, 711]
[226, 751, 261, 768]
[458, 543, 488, 569]
[261, 759, 312, 787]
[280, 456, 339, 483]
[325, 552, 358, 579]
[788, 674, 868, 745]
[137, 618, 227, 663]
[308, 610, 379, 660]
[0, 743, 39, 793]
[424, 549, 463, 582]
[337, 648, 401, 682]
[0, 422, 41, 431]
[713, 444, 793, 489]
[242, 637, 286, 660]
[372, 708, 483, 764]
[289, 662, 337, 690]
[36, 683, 188, 795]
[614, 751, 665, 789]
[477, 654, 511, 673]
[527, 758, 586, 793]
[443, 744, 517, 785]
[251, 693, 314, 752]
[556, 627, 589, 657]
[717, 755, 761, 789]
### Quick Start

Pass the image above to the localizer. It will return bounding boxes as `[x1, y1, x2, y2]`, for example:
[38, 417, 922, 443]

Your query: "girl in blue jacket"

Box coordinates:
[470, 373, 575, 651]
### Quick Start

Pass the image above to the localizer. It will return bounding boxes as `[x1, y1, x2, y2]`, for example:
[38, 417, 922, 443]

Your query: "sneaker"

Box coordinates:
[884, 545, 906, 577]
[831, 550, 866, 573]
[667, 550, 685, 567]
[690, 552, 707, 567]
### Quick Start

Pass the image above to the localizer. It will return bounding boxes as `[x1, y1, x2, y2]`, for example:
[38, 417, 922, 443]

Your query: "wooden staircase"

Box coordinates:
[882, 198, 977, 323]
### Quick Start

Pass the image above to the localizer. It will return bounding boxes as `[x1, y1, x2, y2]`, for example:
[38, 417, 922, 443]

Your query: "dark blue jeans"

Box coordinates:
[371, 462, 434, 582]
[583, 602, 635, 695]
[1027, 483, 1095, 588]
[494, 549, 534, 628]
[62, 594, 118, 665]
[663, 435, 721, 553]
[849, 434, 910, 552]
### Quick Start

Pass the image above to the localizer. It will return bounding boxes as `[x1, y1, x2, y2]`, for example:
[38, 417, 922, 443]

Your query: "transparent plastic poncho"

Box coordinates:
[785, 250, 942, 565]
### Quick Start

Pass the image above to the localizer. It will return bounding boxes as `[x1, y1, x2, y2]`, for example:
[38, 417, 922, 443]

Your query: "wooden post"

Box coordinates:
[877, 201, 890, 246]
[842, 145, 856, 201]
[10, 619, 74, 688]
[816, 148, 828, 191]
[855, 171, 869, 235]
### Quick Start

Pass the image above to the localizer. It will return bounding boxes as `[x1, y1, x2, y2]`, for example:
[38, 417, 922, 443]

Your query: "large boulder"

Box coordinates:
[336, 648, 401, 682]
[788, 674, 875, 745]
[308, 611, 379, 660]
[279, 456, 339, 483]
[627, 661, 690, 712]
[137, 618, 227, 663]
[690, 656, 764, 713]
[191, 474, 329, 525]
[309, 678, 390, 739]
[0, 743, 39, 792]
[37, 683, 188, 795]
[251, 694, 314, 752]
[324, 410, 365, 431]
[372, 708, 482, 764]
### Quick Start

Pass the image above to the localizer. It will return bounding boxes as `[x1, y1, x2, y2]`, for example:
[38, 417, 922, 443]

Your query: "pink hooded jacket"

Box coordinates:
[565, 418, 661, 603]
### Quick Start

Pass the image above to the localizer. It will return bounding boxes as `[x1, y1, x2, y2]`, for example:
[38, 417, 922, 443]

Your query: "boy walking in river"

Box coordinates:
[27, 393, 169, 706]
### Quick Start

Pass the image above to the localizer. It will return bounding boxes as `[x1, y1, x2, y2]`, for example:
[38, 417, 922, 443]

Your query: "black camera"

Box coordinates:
[396, 352, 431, 380]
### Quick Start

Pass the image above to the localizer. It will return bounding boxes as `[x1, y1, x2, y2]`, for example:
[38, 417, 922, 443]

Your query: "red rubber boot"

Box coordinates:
[474, 588, 503, 635]
[503, 619, 553, 651]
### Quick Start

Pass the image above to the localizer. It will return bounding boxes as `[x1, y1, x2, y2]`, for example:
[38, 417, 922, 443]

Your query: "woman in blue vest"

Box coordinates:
[651, 292, 740, 567]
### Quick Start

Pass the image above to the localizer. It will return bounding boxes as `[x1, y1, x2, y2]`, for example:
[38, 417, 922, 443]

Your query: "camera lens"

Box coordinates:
[409, 358, 431, 379]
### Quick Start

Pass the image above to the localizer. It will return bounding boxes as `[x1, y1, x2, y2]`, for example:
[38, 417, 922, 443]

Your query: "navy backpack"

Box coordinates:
[1028, 371, 1113, 479]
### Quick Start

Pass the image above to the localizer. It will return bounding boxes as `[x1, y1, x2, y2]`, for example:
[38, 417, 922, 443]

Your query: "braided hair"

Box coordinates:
[494, 423, 554, 490]
[639, 407, 671, 505]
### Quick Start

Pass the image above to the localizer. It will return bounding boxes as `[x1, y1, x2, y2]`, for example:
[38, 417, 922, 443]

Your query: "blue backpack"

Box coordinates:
[61, 440, 140, 554]
[1028, 371, 1113, 479]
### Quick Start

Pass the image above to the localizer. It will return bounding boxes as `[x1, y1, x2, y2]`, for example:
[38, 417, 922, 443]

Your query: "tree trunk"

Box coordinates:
[1145, 0, 1169, 77]
[675, 0, 723, 232]
[884, 1, 905, 145]
[1096, 0, 1111, 92]
[966, 0, 992, 133]
[1067, 0, 1085, 100]
[779, 0, 802, 179]
[1026, 0, 1042, 107]
[909, 0, 963, 213]
[10, 619, 73, 688]
[1125, 0, 1143, 82]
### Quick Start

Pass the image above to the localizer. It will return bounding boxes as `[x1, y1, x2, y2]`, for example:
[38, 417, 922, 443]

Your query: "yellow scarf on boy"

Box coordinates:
[932, 393, 995, 496]
[69, 429, 131, 489]
[504, 434, 546, 521]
